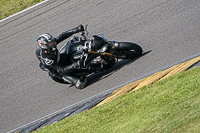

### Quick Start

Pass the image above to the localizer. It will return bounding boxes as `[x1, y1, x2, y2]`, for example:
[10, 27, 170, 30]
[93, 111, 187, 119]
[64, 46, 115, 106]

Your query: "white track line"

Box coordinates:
[0, 0, 49, 23]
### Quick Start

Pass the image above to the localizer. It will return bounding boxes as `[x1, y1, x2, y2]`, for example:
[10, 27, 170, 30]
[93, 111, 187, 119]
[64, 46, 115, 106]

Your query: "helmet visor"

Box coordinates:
[47, 41, 54, 47]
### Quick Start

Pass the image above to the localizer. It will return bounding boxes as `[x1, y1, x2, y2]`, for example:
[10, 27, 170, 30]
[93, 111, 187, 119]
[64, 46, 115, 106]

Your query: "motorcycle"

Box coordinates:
[40, 25, 143, 84]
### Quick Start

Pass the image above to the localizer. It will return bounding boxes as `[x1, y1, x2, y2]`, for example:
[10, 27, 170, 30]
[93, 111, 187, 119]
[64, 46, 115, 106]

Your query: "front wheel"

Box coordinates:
[116, 42, 142, 59]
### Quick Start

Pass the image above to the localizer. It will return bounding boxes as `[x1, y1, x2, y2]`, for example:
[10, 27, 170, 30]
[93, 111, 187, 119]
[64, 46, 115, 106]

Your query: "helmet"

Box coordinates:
[37, 33, 57, 51]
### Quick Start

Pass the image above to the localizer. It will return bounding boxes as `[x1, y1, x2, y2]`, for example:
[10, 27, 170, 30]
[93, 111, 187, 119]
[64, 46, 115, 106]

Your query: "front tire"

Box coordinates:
[117, 42, 142, 59]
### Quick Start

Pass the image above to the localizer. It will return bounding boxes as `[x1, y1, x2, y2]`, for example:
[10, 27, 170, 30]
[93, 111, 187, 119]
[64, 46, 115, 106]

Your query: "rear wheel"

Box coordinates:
[116, 42, 142, 59]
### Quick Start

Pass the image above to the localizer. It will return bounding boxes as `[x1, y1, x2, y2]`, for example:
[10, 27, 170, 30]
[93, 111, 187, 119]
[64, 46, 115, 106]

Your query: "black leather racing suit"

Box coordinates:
[36, 26, 83, 84]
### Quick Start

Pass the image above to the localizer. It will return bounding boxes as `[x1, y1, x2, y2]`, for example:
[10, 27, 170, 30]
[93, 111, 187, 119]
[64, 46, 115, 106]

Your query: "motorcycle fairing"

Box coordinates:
[66, 40, 86, 61]
[92, 34, 108, 50]
[93, 34, 108, 43]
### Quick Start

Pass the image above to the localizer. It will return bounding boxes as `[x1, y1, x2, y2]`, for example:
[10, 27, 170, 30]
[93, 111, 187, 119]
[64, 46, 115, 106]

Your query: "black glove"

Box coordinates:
[76, 25, 84, 32]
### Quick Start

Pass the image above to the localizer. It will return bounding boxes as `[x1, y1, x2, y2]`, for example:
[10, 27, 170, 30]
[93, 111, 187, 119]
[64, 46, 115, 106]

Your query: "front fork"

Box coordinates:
[90, 41, 127, 58]
[89, 41, 120, 57]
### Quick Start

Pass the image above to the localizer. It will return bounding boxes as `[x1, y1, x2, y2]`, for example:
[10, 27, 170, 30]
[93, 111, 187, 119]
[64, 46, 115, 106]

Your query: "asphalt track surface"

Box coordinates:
[1, 0, 200, 132]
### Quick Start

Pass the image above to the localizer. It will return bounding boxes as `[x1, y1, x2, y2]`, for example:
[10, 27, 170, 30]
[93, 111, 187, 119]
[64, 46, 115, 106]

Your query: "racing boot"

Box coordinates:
[74, 76, 87, 89]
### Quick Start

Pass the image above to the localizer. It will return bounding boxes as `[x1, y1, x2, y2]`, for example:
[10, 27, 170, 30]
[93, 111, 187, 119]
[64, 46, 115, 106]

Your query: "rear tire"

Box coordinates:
[117, 42, 142, 59]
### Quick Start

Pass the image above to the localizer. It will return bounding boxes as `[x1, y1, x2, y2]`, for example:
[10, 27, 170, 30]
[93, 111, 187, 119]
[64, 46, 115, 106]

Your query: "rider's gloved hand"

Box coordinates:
[77, 25, 84, 32]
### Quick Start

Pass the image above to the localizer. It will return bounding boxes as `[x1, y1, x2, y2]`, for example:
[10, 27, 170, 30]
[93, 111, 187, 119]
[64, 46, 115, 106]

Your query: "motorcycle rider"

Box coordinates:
[35, 25, 87, 89]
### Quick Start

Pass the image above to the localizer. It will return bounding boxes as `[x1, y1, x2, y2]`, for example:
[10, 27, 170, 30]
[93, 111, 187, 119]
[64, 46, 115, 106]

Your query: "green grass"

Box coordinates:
[0, 0, 43, 20]
[35, 66, 200, 133]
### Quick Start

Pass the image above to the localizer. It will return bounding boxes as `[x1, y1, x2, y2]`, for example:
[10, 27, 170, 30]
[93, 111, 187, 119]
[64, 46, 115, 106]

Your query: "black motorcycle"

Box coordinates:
[40, 25, 143, 84]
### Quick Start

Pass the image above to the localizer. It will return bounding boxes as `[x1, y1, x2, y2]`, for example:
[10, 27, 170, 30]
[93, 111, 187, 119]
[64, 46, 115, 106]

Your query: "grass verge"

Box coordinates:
[0, 0, 43, 20]
[35, 66, 200, 133]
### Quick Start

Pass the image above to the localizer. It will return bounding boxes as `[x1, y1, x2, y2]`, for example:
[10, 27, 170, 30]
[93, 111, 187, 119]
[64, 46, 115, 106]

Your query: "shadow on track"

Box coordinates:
[86, 50, 152, 87]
